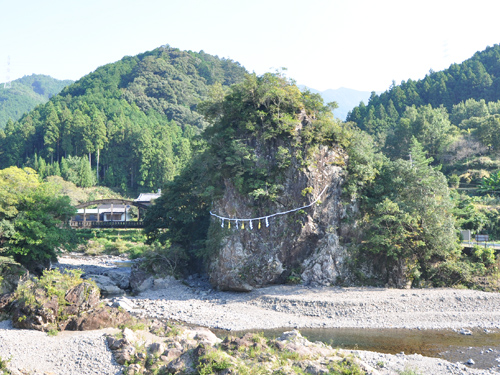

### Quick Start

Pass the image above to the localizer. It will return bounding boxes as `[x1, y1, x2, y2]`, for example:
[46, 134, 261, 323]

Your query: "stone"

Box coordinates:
[129, 266, 154, 294]
[107, 336, 127, 351]
[106, 270, 131, 290]
[115, 345, 136, 365]
[208, 145, 350, 291]
[0, 293, 15, 312]
[161, 348, 183, 362]
[112, 296, 135, 311]
[466, 358, 475, 365]
[152, 277, 175, 290]
[63, 282, 100, 315]
[65, 306, 132, 331]
[167, 351, 197, 374]
[126, 363, 142, 375]
[278, 329, 303, 342]
[193, 328, 222, 346]
[85, 274, 124, 296]
[149, 342, 165, 355]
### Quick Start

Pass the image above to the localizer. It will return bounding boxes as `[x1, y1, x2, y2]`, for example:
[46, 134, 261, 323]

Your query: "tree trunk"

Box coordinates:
[97, 149, 100, 182]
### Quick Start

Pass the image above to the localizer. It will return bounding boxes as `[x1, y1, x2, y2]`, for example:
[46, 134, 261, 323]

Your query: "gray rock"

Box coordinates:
[208, 144, 350, 291]
[130, 266, 154, 294]
[86, 274, 124, 296]
[149, 342, 165, 355]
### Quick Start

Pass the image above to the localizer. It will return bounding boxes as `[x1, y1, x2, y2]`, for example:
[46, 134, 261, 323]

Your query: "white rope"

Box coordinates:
[209, 185, 329, 226]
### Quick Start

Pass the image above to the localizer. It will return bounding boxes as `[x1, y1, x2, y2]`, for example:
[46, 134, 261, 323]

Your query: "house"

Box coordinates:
[73, 190, 161, 223]
[73, 204, 133, 222]
[134, 189, 161, 206]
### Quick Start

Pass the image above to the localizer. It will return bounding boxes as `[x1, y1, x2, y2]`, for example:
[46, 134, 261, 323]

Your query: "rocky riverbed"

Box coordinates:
[1, 254, 500, 374]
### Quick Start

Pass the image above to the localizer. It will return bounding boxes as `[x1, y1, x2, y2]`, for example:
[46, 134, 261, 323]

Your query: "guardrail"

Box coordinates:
[69, 221, 144, 229]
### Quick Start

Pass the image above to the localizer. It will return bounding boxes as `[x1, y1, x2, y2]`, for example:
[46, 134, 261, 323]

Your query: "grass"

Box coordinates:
[397, 367, 422, 375]
[73, 229, 148, 258]
[47, 328, 59, 336]
[0, 355, 10, 372]
[15, 268, 90, 308]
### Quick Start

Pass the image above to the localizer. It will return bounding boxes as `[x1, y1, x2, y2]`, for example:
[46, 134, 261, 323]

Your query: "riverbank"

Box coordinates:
[2, 254, 498, 374]
[127, 276, 500, 331]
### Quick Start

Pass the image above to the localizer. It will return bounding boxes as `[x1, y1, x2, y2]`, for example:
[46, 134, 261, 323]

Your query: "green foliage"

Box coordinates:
[0, 355, 11, 372]
[472, 245, 496, 267]
[0, 74, 72, 129]
[479, 170, 500, 193]
[0, 167, 76, 272]
[144, 72, 347, 269]
[47, 328, 59, 336]
[348, 44, 500, 130]
[360, 139, 459, 285]
[200, 72, 346, 200]
[15, 268, 87, 308]
[0, 46, 246, 190]
[138, 242, 188, 277]
[197, 348, 232, 375]
[328, 357, 365, 375]
[73, 229, 147, 257]
[397, 368, 422, 375]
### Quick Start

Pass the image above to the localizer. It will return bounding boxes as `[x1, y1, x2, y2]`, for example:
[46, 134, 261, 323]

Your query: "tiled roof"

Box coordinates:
[134, 193, 161, 202]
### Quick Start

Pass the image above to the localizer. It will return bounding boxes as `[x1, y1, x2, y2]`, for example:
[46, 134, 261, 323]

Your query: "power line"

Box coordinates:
[4, 56, 11, 89]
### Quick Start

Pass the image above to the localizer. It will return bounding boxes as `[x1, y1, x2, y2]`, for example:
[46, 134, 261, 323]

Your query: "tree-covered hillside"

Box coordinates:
[347, 44, 500, 135]
[345, 44, 500, 244]
[0, 46, 246, 192]
[0, 74, 73, 128]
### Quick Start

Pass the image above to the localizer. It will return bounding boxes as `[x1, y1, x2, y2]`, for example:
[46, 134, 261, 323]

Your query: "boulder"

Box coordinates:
[208, 145, 350, 291]
[64, 281, 100, 315]
[85, 274, 124, 296]
[106, 270, 131, 290]
[129, 265, 154, 294]
[65, 306, 132, 331]
[11, 280, 131, 331]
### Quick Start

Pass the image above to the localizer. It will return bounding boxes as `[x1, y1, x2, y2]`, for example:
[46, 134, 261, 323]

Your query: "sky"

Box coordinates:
[1, 0, 500, 92]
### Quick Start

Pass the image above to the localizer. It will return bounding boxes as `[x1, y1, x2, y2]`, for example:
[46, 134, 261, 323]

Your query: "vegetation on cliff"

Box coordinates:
[143, 71, 349, 269]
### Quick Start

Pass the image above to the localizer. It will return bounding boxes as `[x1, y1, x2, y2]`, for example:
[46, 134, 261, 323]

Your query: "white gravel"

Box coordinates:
[3, 254, 500, 374]
[0, 320, 122, 375]
[130, 279, 500, 331]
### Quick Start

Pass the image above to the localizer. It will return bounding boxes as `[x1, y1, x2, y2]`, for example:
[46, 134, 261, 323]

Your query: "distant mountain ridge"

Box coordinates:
[0, 74, 73, 128]
[298, 85, 377, 120]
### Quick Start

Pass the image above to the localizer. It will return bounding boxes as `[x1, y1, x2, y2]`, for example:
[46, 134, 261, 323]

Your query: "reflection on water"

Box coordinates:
[214, 327, 500, 370]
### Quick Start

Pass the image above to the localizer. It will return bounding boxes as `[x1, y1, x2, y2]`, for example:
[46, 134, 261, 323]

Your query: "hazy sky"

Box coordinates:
[1, 0, 500, 92]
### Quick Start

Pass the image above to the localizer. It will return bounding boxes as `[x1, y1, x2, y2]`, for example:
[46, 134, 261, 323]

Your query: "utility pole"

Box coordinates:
[4, 56, 11, 89]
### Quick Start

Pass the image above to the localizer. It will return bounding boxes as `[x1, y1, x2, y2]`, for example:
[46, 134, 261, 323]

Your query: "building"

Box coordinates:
[72, 190, 161, 225]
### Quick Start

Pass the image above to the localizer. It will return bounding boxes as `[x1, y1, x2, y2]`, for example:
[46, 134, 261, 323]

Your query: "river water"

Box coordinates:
[214, 327, 500, 370]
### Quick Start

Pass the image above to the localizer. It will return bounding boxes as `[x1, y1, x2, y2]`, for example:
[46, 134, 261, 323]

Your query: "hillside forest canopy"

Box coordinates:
[1, 44, 499, 288]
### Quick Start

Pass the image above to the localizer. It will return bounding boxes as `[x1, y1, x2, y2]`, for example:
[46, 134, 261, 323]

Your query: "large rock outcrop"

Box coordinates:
[208, 145, 351, 291]
[12, 280, 132, 331]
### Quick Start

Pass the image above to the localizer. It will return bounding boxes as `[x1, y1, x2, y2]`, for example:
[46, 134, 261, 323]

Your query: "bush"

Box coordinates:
[473, 245, 496, 267]
[138, 242, 189, 277]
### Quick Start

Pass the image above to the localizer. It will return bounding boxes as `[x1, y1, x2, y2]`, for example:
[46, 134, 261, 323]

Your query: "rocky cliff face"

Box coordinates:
[208, 145, 351, 291]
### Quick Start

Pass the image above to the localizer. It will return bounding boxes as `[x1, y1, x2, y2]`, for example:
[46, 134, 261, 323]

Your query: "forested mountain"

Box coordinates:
[299, 85, 375, 120]
[347, 44, 500, 135]
[0, 46, 247, 192]
[345, 44, 500, 185]
[0, 74, 73, 128]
